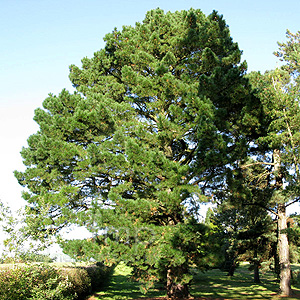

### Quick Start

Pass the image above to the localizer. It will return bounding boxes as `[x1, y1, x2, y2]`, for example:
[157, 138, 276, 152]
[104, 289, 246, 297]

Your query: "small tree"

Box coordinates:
[210, 197, 275, 282]
[0, 202, 25, 262]
[0, 201, 52, 263]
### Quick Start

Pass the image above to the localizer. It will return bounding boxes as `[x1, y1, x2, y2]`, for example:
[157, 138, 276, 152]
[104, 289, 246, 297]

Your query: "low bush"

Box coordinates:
[0, 263, 114, 300]
[0, 264, 73, 300]
[85, 262, 114, 291]
[61, 266, 92, 299]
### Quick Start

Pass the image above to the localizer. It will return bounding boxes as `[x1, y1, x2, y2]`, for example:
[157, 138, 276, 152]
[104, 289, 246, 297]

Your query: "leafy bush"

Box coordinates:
[61, 263, 114, 298]
[28, 267, 74, 300]
[0, 264, 73, 300]
[0, 263, 114, 300]
[86, 262, 114, 290]
[60, 267, 92, 298]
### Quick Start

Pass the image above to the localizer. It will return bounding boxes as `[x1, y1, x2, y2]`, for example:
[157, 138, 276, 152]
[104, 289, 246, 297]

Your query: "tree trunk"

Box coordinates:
[227, 259, 236, 277]
[254, 263, 260, 283]
[278, 204, 292, 296]
[273, 149, 292, 296]
[272, 238, 280, 280]
[272, 220, 280, 280]
[166, 268, 190, 299]
[253, 250, 261, 283]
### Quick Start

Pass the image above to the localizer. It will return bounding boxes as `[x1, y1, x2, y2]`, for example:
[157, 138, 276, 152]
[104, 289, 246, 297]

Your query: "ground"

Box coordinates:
[86, 298, 230, 300]
[86, 296, 300, 300]
[132, 298, 232, 300]
[84, 262, 300, 300]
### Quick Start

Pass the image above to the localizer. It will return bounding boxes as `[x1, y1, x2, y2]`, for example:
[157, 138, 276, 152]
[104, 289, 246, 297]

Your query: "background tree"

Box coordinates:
[210, 197, 275, 282]
[235, 205, 275, 284]
[286, 214, 300, 265]
[15, 8, 253, 299]
[0, 202, 27, 262]
[237, 30, 300, 296]
[210, 201, 244, 277]
[0, 201, 51, 263]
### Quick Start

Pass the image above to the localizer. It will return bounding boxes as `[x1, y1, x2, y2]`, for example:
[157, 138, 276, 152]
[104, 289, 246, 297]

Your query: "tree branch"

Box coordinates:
[286, 197, 300, 207]
[241, 162, 275, 169]
[243, 202, 278, 217]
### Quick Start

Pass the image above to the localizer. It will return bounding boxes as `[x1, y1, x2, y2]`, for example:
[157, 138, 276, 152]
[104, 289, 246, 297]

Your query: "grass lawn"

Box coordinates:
[87, 262, 300, 300]
[191, 263, 300, 299]
[87, 262, 166, 300]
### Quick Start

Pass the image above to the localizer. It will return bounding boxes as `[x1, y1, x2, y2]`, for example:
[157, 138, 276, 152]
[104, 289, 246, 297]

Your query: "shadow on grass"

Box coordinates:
[88, 263, 300, 300]
[90, 263, 165, 300]
[191, 263, 300, 300]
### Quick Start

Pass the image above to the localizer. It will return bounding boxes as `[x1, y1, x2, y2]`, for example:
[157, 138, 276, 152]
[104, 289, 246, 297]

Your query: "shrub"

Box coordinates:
[61, 263, 115, 299]
[292, 268, 300, 284]
[85, 263, 114, 291]
[0, 263, 114, 300]
[0, 264, 73, 300]
[30, 265, 75, 300]
[60, 267, 92, 299]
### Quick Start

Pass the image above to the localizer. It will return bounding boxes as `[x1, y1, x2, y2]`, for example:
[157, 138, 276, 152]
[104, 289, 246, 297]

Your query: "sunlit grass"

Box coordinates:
[88, 262, 300, 300]
[90, 262, 165, 300]
[191, 262, 300, 299]
[2, 261, 298, 299]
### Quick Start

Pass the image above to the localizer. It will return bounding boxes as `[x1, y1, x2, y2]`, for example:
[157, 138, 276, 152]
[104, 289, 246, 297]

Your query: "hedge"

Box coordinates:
[0, 263, 113, 300]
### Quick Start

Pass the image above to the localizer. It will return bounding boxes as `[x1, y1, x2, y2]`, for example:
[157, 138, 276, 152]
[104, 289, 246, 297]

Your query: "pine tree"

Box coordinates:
[210, 197, 275, 281]
[241, 30, 300, 296]
[15, 8, 253, 298]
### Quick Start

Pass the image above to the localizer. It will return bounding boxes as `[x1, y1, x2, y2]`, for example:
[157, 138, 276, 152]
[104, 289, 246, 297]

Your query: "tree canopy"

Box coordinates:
[15, 8, 259, 298]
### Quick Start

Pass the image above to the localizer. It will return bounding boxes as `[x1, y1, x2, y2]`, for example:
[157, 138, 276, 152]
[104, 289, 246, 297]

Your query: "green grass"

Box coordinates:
[191, 263, 300, 299]
[91, 262, 165, 300]
[89, 263, 300, 300]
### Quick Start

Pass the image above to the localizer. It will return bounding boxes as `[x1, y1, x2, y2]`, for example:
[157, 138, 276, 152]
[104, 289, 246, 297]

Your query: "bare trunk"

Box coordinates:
[166, 268, 190, 299]
[254, 263, 260, 283]
[227, 259, 236, 277]
[253, 250, 261, 283]
[273, 149, 292, 296]
[272, 227, 280, 279]
[278, 204, 292, 296]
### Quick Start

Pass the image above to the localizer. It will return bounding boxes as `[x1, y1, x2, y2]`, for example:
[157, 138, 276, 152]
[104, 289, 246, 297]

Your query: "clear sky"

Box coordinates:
[1, 0, 300, 216]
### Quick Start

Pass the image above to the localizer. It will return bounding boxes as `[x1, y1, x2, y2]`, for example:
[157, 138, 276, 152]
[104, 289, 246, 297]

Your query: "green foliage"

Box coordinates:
[208, 199, 276, 279]
[0, 203, 27, 260]
[0, 251, 54, 264]
[0, 264, 73, 300]
[15, 8, 255, 297]
[85, 263, 114, 291]
[287, 214, 300, 263]
[0, 200, 54, 263]
[232, 30, 300, 295]
[60, 267, 92, 298]
[0, 263, 113, 300]
[18, 251, 55, 263]
[93, 262, 165, 300]
[275, 30, 300, 84]
[247, 31, 300, 203]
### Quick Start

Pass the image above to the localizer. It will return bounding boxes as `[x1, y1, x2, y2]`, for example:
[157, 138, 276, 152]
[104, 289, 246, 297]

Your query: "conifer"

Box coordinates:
[15, 9, 253, 298]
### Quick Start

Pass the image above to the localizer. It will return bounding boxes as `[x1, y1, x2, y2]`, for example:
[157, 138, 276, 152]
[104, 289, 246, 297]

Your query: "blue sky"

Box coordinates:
[1, 0, 300, 215]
